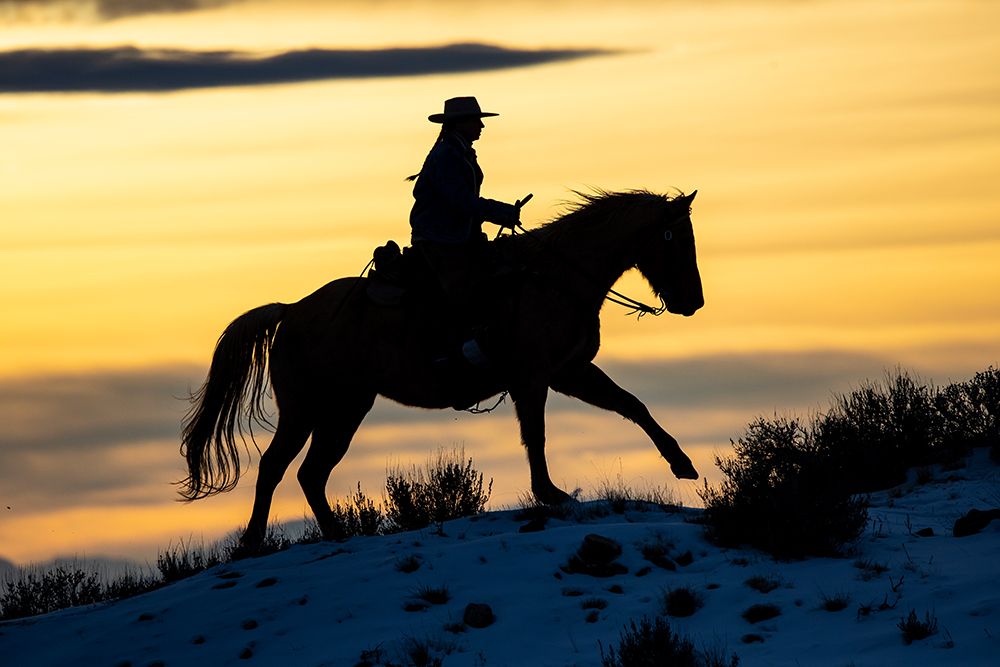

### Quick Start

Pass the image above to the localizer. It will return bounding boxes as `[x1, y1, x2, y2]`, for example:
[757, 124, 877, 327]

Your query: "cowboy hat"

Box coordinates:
[428, 96, 499, 123]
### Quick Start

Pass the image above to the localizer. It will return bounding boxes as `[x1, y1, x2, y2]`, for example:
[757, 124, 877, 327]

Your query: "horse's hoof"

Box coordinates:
[670, 459, 699, 481]
[320, 527, 349, 543]
[229, 542, 257, 561]
[234, 532, 264, 559]
[534, 486, 575, 506]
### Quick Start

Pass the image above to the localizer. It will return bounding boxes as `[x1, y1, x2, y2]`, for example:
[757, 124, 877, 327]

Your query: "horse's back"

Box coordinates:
[272, 277, 368, 356]
[294, 276, 366, 318]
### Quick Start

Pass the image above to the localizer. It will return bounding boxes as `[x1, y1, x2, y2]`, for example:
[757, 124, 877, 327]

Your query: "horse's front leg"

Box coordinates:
[551, 362, 698, 480]
[510, 381, 574, 505]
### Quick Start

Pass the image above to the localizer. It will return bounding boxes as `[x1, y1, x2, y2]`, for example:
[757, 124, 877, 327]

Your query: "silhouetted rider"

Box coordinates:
[408, 97, 520, 364]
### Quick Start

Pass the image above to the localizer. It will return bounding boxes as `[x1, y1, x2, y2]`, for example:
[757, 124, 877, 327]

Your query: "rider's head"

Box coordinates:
[429, 97, 497, 144]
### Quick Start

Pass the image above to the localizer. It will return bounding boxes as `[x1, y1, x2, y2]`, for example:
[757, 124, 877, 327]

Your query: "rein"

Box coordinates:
[604, 289, 666, 318]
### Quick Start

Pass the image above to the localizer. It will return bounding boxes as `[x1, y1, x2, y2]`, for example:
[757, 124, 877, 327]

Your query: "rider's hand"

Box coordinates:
[497, 202, 520, 228]
[482, 198, 520, 229]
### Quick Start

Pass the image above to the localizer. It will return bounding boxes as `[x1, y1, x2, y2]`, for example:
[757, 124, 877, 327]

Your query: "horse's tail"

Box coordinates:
[178, 302, 287, 501]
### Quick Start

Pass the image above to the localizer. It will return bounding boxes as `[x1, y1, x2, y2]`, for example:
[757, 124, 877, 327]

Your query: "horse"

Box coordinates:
[180, 189, 704, 551]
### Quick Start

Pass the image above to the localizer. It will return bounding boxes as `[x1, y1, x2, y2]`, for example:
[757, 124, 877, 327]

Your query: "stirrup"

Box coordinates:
[461, 338, 490, 367]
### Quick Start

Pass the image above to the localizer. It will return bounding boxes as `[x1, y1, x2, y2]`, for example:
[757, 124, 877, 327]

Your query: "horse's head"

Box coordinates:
[635, 190, 704, 317]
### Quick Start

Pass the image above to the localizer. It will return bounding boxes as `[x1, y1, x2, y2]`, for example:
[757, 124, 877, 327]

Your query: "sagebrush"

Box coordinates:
[600, 616, 699, 667]
[699, 366, 999, 558]
[384, 448, 492, 532]
[333, 483, 386, 538]
[699, 416, 868, 558]
[1, 565, 158, 621]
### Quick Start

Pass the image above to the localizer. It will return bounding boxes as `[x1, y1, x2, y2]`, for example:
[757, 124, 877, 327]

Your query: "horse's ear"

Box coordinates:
[676, 190, 697, 207]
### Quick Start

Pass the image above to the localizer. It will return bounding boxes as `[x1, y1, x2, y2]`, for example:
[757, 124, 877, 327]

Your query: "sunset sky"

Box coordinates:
[2, 0, 998, 567]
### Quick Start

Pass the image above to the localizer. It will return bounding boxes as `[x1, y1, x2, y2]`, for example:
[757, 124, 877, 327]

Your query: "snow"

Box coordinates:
[1, 451, 998, 667]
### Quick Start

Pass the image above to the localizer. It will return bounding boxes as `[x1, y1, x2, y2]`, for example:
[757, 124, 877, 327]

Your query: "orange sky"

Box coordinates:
[1, 0, 999, 566]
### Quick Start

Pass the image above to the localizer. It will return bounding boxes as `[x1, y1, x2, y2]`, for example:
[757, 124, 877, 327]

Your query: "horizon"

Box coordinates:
[2, 0, 999, 567]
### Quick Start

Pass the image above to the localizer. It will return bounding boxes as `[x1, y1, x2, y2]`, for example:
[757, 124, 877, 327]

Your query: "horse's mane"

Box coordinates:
[500, 188, 684, 255]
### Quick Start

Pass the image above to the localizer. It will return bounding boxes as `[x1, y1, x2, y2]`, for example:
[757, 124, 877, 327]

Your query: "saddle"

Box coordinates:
[366, 238, 523, 308]
[365, 240, 417, 306]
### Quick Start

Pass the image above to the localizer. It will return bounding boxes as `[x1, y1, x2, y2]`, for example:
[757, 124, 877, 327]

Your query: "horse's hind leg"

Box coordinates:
[241, 412, 312, 552]
[511, 382, 574, 505]
[550, 362, 698, 480]
[297, 393, 376, 541]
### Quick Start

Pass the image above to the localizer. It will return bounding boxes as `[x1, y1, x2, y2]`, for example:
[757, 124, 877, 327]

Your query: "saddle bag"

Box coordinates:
[372, 240, 403, 281]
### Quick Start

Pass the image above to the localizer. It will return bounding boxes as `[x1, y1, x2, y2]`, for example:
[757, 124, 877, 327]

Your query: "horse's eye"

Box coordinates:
[664, 230, 673, 242]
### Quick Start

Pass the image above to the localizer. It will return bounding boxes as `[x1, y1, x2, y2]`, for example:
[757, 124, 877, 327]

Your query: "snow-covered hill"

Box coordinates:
[1, 451, 997, 666]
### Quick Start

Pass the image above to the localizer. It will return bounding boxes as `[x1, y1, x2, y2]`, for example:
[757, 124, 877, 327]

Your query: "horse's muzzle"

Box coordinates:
[668, 298, 704, 317]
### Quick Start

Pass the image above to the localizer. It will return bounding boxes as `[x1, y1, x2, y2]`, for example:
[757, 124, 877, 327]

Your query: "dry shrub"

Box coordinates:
[699, 416, 867, 558]
[385, 447, 492, 532]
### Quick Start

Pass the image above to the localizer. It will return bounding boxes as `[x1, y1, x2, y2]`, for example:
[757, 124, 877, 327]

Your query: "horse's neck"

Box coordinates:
[545, 233, 637, 310]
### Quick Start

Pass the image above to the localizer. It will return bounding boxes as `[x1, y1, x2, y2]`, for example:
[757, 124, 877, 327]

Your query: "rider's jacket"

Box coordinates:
[409, 131, 515, 245]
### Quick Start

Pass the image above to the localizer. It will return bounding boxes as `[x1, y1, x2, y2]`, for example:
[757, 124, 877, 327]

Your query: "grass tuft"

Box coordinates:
[819, 591, 851, 612]
[600, 616, 698, 667]
[742, 603, 781, 624]
[744, 574, 782, 594]
[413, 585, 451, 605]
[663, 586, 704, 617]
[898, 609, 939, 644]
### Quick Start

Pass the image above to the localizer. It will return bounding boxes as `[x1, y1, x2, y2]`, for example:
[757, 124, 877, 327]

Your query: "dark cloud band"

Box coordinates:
[0, 43, 611, 93]
[1, 0, 236, 21]
[95, 0, 233, 20]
